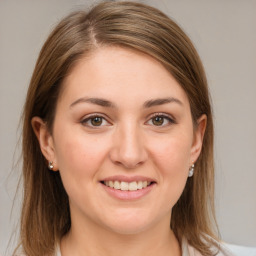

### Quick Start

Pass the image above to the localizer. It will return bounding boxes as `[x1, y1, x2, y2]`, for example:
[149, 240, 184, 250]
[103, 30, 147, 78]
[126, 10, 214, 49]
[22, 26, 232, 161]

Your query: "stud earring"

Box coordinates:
[48, 161, 54, 170]
[188, 164, 194, 177]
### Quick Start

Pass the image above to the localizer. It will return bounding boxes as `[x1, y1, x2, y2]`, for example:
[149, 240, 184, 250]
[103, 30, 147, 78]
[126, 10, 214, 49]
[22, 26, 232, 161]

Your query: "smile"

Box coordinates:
[103, 180, 153, 191]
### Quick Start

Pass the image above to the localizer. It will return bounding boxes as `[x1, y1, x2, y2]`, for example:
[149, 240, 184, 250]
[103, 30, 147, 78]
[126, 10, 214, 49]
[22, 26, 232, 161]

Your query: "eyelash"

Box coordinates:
[146, 113, 176, 127]
[80, 113, 176, 128]
[80, 114, 111, 127]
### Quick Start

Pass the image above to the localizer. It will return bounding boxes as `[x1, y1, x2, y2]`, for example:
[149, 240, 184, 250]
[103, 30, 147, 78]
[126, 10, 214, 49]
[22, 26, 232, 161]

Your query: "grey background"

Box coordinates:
[0, 0, 256, 254]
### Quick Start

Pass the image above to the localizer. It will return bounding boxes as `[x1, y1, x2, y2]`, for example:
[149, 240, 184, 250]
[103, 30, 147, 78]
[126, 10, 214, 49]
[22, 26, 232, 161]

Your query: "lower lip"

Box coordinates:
[100, 183, 155, 200]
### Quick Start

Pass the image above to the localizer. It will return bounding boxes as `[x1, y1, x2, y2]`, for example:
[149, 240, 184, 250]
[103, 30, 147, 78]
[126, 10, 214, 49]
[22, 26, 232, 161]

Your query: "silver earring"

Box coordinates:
[48, 161, 54, 170]
[188, 164, 194, 177]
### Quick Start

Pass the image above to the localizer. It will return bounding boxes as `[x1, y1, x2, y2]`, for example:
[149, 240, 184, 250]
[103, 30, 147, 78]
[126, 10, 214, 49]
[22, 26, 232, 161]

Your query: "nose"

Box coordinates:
[109, 123, 148, 169]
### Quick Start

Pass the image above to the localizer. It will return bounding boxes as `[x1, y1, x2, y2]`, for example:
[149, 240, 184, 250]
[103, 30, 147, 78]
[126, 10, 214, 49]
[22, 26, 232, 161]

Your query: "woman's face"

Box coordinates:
[35, 46, 205, 235]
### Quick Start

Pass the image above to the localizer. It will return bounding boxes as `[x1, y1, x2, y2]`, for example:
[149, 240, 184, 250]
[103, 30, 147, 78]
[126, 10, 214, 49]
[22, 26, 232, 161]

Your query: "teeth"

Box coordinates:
[114, 181, 120, 189]
[103, 180, 152, 191]
[128, 181, 137, 191]
[120, 181, 129, 191]
[109, 181, 114, 188]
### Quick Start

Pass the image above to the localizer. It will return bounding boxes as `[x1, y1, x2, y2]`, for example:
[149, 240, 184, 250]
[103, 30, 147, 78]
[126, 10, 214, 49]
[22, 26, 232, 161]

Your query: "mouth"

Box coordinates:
[101, 180, 155, 191]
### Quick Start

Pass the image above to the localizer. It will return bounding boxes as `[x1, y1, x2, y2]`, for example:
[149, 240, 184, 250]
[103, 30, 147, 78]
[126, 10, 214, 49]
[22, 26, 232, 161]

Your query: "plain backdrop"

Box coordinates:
[0, 0, 256, 254]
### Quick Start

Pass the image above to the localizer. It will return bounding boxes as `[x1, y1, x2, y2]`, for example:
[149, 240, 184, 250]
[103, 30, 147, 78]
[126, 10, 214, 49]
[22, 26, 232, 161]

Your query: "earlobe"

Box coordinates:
[190, 114, 207, 164]
[31, 117, 58, 171]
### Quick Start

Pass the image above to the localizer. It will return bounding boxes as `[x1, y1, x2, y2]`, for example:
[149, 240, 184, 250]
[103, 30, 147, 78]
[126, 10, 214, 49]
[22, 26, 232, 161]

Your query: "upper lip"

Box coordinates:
[101, 175, 156, 183]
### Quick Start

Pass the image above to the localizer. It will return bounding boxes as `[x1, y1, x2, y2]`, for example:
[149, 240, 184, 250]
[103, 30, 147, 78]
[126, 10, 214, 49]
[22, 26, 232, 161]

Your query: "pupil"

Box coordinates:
[153, 116, 163, 126]
[92, 117, 102, 126]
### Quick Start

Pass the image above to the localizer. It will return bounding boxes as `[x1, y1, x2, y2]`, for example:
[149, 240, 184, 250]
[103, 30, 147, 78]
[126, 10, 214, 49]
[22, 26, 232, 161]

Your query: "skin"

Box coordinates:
[32, 46, 206, 256]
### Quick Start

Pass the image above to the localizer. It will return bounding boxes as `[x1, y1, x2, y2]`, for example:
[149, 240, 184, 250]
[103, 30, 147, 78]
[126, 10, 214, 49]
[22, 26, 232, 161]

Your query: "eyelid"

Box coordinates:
[146, 112, 176, 126]
[80, 112, 176, 128]
[80, 113, 112, 127]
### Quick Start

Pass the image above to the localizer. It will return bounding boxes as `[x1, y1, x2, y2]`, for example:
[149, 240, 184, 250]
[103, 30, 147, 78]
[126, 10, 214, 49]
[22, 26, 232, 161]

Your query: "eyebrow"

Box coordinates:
[70, 97, 183, 109]
[143, 97, 183, 108]
[70, 97, 116, 108]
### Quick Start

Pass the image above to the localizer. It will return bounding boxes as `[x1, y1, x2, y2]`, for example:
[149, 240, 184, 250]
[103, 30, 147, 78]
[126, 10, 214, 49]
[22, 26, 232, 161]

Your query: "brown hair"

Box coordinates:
[17, 1, 218, 255]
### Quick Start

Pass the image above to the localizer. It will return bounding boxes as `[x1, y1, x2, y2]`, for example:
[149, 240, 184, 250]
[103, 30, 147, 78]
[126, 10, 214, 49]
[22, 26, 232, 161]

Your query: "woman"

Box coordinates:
[16, 1, 235, 256]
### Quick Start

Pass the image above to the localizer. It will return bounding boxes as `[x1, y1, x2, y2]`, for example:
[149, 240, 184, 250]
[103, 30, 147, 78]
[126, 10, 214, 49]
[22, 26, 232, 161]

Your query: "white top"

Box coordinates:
[55, 237, 236, 256]
[181, 238, 236, 256]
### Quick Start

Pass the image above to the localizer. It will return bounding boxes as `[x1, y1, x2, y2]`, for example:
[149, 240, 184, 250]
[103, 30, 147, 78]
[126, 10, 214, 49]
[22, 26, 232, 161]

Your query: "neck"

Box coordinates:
[60, 213, 181, 256]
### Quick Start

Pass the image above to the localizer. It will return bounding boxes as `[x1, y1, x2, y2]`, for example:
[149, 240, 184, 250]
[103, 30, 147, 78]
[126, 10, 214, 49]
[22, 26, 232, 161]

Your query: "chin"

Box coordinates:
[104, 221, 151, 235]
[98, 210, 159, 235]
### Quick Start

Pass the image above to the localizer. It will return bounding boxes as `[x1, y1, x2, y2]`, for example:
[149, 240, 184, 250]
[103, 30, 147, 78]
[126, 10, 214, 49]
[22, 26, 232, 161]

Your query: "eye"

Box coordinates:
[81, 115, 110, 127]
[146, 113, 175, 127]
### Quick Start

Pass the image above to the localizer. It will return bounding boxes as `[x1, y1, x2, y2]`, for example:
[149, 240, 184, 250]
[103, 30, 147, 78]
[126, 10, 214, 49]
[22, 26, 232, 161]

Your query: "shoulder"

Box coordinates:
[182, 237, 237, 256]
[14, 248, 61, 256]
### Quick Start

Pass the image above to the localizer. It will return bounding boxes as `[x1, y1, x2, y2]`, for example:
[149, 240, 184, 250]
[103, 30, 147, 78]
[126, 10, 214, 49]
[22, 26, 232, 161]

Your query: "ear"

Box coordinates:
[190, 114, 207, 165]
[31, 117, 58, 171]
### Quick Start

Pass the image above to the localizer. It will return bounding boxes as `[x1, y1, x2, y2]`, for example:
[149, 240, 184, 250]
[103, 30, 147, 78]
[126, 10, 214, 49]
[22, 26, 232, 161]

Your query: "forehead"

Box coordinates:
[59, 46, 190, 109]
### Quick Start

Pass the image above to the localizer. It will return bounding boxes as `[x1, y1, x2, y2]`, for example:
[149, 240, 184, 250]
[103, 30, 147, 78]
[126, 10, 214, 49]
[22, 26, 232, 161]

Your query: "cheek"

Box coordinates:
[53, 134, 111, 210]
[54, 133, 109, 185]
[150, 133, 192, 174]
[148, 132, 193, 203]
